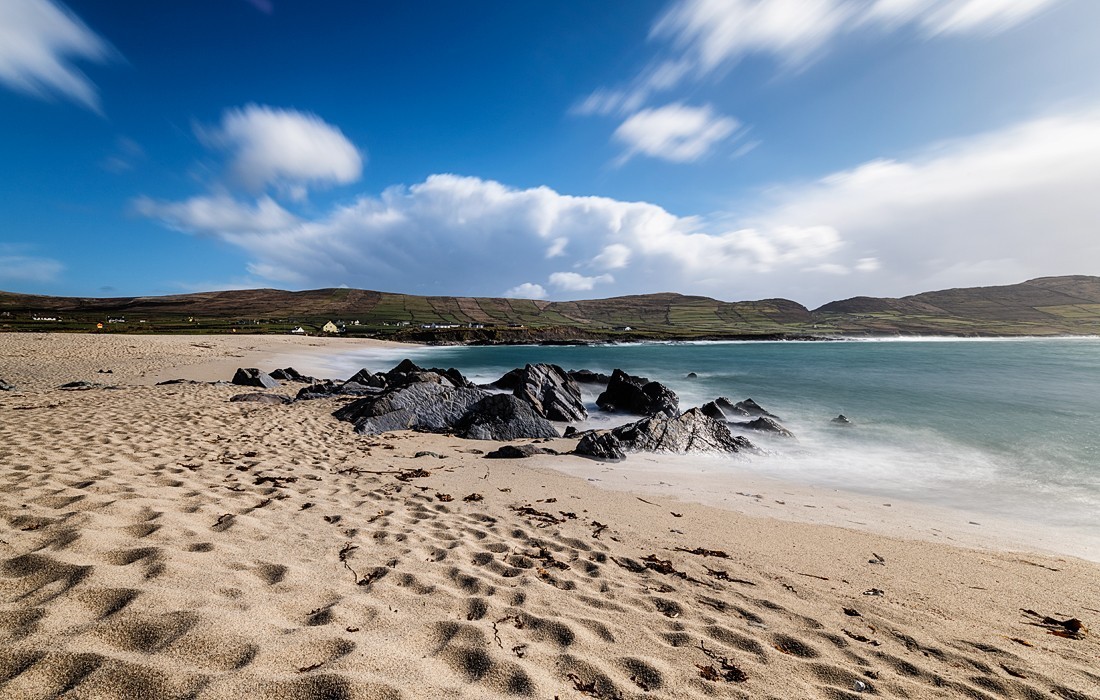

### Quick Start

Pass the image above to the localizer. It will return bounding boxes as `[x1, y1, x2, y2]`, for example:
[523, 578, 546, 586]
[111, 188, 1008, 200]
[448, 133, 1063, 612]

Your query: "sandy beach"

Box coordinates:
[1, 333, 1097, 699]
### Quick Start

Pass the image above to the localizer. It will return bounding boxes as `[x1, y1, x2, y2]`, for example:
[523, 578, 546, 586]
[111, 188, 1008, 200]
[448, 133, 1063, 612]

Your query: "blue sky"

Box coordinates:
[2, 0, 1100, 306]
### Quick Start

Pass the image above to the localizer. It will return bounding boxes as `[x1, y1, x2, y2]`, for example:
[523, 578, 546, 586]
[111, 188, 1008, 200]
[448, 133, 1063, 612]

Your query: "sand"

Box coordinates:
[1, 333, 1097, 699]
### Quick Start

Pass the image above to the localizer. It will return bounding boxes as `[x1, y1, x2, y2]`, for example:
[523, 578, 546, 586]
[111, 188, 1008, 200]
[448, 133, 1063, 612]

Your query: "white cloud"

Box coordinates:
[593, 243, 632, 269]
[139, 107, 1100, 304]
[133, 194, 299, 234]
[546, 237, 568, 258]
[503, 283, 547, 300]
[614, 103, 739, 163]
[199, 105, 363, 195]
[652, 0, 855, 71]
[855, 257, 880, 272]
[738, 106, 1100, 299]
[0, 0, 114, 111]
[549, 272, 614, 291]
[137, 172, 845, 300]
[583, 0, 1062, 114]
[0, 254, 64, 283]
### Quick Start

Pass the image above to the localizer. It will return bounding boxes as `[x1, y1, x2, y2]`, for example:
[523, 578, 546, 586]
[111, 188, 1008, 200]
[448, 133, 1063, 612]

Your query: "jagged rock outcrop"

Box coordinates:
[230, 393, 293, 405]
[734, 398, 779, 419]
[574, 432, 626, 461]
[232, 368, 280, 389]
[333, 382, 490, 435]
[345, 368, 389, 388]
[700, 401, 726, 420]
[512, 363, 587, 422]
[384, 359, 474, 389]
[455, 394, 559, 441]
[270, 367, 313, 382]
[488, 368, 524, 391]
[568, 369, 611, 385]
[576, 408, 756, 461]
[715, 397, 749, 417]
[831, 414, 853, 426]
[595, 369, 679, 418]
[732, 416, 794, 437]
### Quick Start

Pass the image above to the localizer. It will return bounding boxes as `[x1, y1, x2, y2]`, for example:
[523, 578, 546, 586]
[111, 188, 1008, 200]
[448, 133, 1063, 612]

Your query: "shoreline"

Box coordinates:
[2, 332, 1097, 698]
[3, 332, 1089, 562]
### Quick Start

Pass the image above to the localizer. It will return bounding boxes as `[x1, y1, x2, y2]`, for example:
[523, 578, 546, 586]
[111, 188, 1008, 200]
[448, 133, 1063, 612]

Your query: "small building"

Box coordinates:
[322, 321, 344, 334]
[290, 326, 306, 335]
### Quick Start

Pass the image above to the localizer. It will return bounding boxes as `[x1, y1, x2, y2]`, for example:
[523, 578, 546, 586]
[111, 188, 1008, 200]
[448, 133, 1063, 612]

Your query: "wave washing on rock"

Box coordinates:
[213, 360, 799, 464]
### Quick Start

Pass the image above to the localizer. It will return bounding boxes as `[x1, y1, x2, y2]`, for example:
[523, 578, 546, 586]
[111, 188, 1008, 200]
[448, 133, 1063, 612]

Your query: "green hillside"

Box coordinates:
[3, 276, 1099, 340]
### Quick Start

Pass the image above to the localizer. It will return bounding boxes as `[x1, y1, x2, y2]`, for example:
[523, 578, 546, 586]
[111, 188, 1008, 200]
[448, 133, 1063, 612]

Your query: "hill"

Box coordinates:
[2, 276, 1099, 340]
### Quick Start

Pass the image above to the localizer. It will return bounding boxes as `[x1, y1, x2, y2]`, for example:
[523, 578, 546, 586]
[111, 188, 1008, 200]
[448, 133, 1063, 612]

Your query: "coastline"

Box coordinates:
[2, 333, 1097, 698]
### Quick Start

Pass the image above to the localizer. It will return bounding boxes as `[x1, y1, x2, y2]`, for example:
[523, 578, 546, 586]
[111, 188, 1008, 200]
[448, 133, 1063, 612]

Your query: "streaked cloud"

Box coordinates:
[613, 103, 739, 163]
[133, 194, 299, 235]
[0, 254, 64, 283]
[0, 0, 114, 111]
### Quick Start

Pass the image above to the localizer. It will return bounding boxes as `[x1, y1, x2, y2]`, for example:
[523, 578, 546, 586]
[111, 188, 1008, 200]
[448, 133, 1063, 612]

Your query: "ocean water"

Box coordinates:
[323, 338, 1100, 538]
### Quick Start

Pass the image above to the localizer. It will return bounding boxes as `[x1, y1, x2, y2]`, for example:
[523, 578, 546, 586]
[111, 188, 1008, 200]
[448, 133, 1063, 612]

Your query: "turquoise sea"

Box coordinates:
[320, 338, 1100, 544]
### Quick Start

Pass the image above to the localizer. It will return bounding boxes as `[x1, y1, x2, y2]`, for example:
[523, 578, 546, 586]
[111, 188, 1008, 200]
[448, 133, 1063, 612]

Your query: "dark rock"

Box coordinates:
[97, 369, 113, 374]
[0, 378, 17, 391]
[513, 363, 587, 422]
[230, 393, 293, 405]
[155, 378, 204, 386]
[715, 397, 749, 417]
[734, 398, 778, 419]
[294, 379, 340, 400]
[333, 382, 489, 435]
[382, 360, 475, 389]
[574, 432, 626, 461]
[334, 381, 384, 396]
[700, 401, 726, 420]
[568, 369, 612, 385]
[232, 368, 280, 389]
[488, 368, 524, 390]
[732, 416, 794, 437]
[346, 409, 419, 435]
[346, 368, 388, 388]
[484, 444, 557, 459]
[576, 408, 756, 461]
[831, 414, 853, 426]
[595, 369, 679, 418]
[563, 426, 578, 438]
[414, 451, 446, 459]
[270, 367, 313, 382]
[454, 394, 559, 441]
[686, 372, 698, 379]
[58, 381, 98, 390]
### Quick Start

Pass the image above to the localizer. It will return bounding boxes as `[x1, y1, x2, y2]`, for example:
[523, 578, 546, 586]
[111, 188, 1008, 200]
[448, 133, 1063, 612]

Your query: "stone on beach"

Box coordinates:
[595, 369, 679, 418]
[230, 392, 294, 405]
[576, 408, 756, 461]
[455, 394, 560, 441]
[333, 381, 490, 435]
[232, 367, 280, 389]
[512, 363, 587, 422]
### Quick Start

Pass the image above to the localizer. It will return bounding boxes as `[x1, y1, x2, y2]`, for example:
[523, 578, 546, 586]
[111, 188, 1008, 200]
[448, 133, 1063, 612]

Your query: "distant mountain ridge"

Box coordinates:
[2, 275, 1099, 340]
